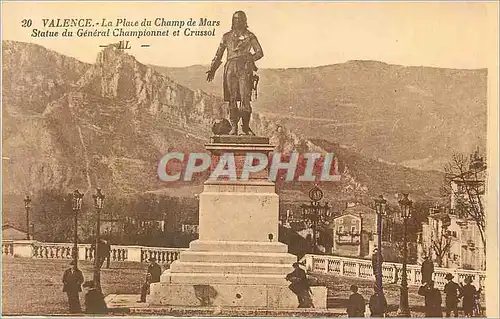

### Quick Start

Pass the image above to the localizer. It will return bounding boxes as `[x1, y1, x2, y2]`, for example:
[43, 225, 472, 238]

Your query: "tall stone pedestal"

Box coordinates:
[149, 136, 327, 308]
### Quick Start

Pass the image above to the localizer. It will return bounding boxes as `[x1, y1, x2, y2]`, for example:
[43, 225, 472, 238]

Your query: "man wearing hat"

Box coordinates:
[460, 276, 476, 317]
[138, 257, 162, 302]
[286, 262, 313, 308]
[62, 260, 84, 313]
[444, 273, 462, 317]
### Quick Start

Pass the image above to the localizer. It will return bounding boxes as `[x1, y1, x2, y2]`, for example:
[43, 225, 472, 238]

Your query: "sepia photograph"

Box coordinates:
[1, 1, 499, 317]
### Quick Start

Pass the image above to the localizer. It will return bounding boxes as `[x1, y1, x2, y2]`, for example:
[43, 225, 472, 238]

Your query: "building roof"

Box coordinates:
[343, 202, 375, 214]
[429, 212, 452, 223]
[331, 211, 377, 230]
[342, 203, 377, 226]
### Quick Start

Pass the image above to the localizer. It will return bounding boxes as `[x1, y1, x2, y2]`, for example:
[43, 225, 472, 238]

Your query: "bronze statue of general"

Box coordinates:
[206, 11, 263, 136]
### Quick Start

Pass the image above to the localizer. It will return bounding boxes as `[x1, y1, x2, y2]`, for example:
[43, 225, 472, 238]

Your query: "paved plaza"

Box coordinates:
[1, 256, 445, 316]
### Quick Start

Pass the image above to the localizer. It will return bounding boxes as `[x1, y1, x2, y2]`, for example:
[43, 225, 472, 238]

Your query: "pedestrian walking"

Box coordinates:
[418, 280, 442, 317]
[286, 262, 314, 308]
[460, 277, 476, 317]
[444, 273, 462, 317]
[100, 239, 111, 269]
[346, 285, 366, 317]
[138, 257, 162, 302]
[83, 280, 108, 314]
[62, 260, 84, 313]
[421, 255, 434, 284]
[369, 285, 388, 317]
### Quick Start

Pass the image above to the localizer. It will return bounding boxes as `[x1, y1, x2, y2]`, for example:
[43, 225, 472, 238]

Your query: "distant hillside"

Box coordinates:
[2, 40, 446, 228]
[152, 62, 487, 172]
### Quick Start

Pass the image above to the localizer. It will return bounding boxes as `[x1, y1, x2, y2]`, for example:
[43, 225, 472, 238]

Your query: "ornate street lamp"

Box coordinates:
[397, 193, 412, 317]
[374, 195, 387, 292]
[92, 188, 105, 291]
[301, 185, 331, 253]
[71, 190, 84, 267]
[24, 195, 32, 240]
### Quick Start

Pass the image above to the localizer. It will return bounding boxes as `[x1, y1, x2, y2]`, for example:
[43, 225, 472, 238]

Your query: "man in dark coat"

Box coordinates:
[421, 255, 434, 284]
[286, 262, 313, 308]
[346, 284, 365, 317]
[99, 239, 111, 269]
[62, 260, 84, 313]
[206, 10, 264, 136]
[444, 273, 462, 317]
[138, 257, 162, 302]
[369, 285, 388, 317]
[418, 280, 443, 317]
[83, 280, 108, 314]
[460, 276, 476, 317]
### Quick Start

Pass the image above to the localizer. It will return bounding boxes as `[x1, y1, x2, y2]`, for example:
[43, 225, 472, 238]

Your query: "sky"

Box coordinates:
[1, 1, 498, 69]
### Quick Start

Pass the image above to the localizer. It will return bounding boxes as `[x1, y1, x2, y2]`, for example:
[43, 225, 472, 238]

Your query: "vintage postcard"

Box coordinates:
[1, 1, 498, 318]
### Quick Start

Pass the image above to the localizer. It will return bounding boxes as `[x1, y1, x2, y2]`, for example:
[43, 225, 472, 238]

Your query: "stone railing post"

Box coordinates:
[12, 240, 36, 258]
[78, 245, 87, 261]
[127, 246, 142, 262]
[339, 259, 345, 276]
[355, 262, 361, 278]
[324, 257, 330, 273]
[409, 267, 416, 285]
[392, 264, 398, 283]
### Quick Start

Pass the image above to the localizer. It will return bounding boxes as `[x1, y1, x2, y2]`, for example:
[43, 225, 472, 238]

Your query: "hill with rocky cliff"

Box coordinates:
[2, 41, 449, 225]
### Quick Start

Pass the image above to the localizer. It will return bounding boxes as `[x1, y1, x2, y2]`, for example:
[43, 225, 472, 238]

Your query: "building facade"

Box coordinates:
[421, 208, 485, 270]
[329, 203, 379, 258]
[420, 150, 486, 270]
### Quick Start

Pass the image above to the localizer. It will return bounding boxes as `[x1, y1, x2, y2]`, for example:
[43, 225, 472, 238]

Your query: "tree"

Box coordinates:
[431, 224, 452, 267]
[390, 220, 419, 264]
[443, 151, 486, 255]
[31, 189, 74, 242]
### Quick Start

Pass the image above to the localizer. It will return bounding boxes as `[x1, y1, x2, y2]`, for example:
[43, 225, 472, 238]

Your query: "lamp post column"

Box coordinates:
[71, 190, 84, 268]
[24, 195, 32, 240]
[374, 194, 387, 314]
[398, 193, 412, 317]
[92, 188, 105, 291]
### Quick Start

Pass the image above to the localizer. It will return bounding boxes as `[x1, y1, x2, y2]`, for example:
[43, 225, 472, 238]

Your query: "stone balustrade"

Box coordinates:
[3, 240, 486, 289]
[2, 240, 14, 256]
[302, 254, 486, 289]
[2, 240, 186, 264]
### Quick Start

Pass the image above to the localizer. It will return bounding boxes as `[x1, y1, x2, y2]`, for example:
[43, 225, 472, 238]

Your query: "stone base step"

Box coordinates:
[130, 307, 345, 316]
[189, 240, 289, 253]
[105, 292, 335, 315]
[170, 260, 293, 275]
[160, 270, 290, 285]
[147, 283, 328, 309]
[179, 250, 296, 264]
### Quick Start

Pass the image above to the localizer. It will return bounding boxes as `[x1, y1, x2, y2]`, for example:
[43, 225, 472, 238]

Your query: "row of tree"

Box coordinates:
[20, 190, 199, 246]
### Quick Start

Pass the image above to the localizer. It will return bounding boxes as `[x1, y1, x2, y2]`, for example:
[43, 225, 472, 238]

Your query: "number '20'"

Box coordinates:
[21, 19, 32, 27]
